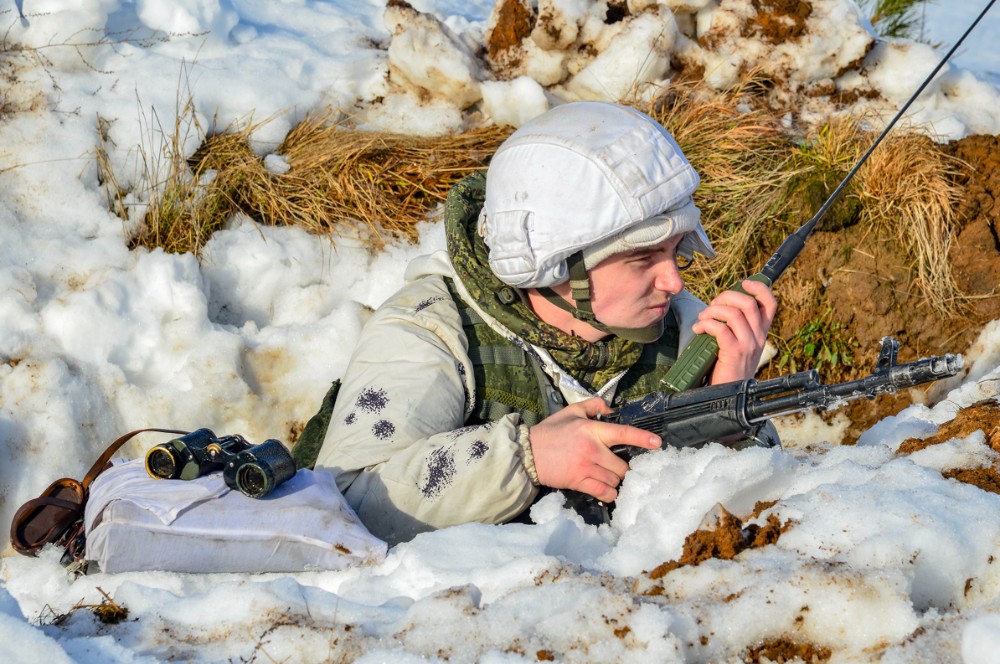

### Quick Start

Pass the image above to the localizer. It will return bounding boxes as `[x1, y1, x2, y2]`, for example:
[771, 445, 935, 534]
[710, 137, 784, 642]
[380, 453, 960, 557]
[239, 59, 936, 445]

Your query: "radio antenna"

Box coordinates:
[661, 0, 997, 392]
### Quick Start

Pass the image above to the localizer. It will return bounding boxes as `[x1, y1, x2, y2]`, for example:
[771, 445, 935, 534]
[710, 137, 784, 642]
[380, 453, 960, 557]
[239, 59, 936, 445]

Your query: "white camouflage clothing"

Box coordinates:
[314, 251, 708, 545]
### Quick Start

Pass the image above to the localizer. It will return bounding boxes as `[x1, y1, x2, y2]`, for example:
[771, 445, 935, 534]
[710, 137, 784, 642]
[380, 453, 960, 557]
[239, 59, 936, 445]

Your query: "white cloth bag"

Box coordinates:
[85, 459, 387, 573]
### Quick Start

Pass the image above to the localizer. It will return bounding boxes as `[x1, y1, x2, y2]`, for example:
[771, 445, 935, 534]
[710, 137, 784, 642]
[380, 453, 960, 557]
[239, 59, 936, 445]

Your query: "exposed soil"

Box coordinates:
[945, 466, 1000, 494]
[485, 0, 534, 74]
[898, 399, 1000, 494]
[745, 0, 812, 44]
[947, 134, 1000, 325]
[770, 134, 1000, 443]
[745, 638, 832, 663]
[642, 504, 790, 583]
[897, 399, 1000, 455]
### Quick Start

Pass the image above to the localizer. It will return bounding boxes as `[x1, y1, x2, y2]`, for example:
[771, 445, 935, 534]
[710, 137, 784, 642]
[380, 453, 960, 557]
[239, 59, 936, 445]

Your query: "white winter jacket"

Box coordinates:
[314, 251, 708, 545]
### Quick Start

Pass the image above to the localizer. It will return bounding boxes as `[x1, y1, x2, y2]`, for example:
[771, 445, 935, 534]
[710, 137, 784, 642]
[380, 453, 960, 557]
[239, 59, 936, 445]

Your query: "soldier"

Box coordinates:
[314, 101, 777, 544]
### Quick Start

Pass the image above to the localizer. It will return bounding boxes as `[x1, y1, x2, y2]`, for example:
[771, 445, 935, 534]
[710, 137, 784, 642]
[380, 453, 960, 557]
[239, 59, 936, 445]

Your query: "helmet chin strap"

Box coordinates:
[538, 252, 664, 344]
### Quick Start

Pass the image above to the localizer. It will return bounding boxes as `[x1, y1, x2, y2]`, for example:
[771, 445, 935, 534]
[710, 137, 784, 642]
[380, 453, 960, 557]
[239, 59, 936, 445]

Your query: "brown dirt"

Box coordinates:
[745, 0, 812, 44]
[944, 467, 1000, 494]
[769, 135, 1000, 443]
[485, 0, 534, 74]
[896, 399, 1000, 494]
[946, 135, 1000, 324]
[644, 505, 789, 581]
[897, 399, 1000, 455]
[745, 638, 832, 663]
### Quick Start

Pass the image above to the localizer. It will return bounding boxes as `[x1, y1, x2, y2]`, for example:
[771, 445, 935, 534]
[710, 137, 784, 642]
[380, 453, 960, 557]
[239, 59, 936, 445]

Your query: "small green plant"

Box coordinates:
[783, 123, 865, 233]
[773, 308, 858, 382]
[857, 0, 934, 40]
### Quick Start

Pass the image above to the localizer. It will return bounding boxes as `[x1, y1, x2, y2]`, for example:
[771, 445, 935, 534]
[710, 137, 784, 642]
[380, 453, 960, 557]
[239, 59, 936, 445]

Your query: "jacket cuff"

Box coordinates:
[515, 422, 541, 486]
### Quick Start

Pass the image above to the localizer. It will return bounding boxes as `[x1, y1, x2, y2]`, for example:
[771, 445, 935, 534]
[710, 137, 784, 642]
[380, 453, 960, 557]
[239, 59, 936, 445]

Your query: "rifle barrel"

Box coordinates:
[746, 353, 963, 422]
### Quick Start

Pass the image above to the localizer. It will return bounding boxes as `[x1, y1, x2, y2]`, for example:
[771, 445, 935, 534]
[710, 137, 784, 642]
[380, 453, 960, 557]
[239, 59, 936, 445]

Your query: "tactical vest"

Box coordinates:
[452, 285, 682, 428]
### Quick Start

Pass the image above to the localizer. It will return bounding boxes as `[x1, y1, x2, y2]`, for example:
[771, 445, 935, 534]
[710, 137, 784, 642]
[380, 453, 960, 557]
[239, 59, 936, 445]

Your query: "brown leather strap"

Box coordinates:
[11, 428, 192, 560]
[20, 496, 85, 515]
[10, 479, 86, 555]
[81, 428, 188, 490]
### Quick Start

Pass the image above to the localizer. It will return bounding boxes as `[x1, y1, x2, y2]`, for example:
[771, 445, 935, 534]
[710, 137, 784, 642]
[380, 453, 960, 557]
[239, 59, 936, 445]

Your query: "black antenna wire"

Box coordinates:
[662, 0, 996, 392]
[760, 0, 997, 284]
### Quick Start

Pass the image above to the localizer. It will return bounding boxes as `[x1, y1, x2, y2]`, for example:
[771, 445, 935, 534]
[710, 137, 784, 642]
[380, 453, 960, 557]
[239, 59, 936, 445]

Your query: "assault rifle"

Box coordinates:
[566, 337, 963, 524]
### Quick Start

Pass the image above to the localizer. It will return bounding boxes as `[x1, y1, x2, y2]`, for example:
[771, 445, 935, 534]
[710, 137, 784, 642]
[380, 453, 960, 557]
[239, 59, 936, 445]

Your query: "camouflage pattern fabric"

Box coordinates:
[445, 172, 642, 391]
[291, 379, 341, 470]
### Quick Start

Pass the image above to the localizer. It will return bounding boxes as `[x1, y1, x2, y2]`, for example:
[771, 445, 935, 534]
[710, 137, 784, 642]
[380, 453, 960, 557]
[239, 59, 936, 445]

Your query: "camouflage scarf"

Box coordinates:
[445, 171, 642, 391]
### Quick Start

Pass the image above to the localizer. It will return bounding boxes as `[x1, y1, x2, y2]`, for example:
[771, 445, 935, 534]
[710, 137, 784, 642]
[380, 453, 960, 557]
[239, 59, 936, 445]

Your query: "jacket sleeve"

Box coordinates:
[313, 279, 540, 545]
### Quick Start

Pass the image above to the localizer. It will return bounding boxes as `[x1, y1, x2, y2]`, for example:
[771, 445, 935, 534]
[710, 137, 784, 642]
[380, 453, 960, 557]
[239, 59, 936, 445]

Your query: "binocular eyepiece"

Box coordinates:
[144, 428, 297, 499]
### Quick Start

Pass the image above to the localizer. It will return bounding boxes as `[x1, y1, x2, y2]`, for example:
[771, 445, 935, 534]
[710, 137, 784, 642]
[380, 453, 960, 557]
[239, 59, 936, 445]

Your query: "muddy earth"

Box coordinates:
[771, 134, 1000, 442]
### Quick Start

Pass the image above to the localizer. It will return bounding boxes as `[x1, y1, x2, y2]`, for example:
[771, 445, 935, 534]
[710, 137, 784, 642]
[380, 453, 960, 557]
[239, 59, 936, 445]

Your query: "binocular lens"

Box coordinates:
[143, 431, 295, 498]
[235, 463, 270, 499]
[145, 446, 181, 480]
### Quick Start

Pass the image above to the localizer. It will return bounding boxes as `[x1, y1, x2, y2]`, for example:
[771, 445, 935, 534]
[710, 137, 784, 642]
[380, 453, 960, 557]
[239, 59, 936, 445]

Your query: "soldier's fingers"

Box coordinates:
[706, 294, 763, 333]
[576, 477, 618, 504]
[740, 279, 778, 323]
[590, 462, 626, 490]
[574, 396, 614, 420]
[594, 422, 660, 451]
[697, 305, 754, 347]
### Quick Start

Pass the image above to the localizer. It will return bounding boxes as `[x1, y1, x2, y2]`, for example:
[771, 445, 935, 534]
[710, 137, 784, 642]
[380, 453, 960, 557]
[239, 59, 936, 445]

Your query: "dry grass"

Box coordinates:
[104, 77, 962, 317]
[769, 114, 962, 314]
[857, 130, 964, 313]
[96, 78, 229, 254]
[637, 82, 801, 302]
[202, 113, 509, 250]
[112, 110, 510, 255]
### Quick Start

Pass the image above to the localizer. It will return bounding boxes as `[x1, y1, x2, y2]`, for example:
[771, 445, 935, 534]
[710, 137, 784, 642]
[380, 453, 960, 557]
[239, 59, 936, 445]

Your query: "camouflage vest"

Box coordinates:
[451, 282, 682, 428]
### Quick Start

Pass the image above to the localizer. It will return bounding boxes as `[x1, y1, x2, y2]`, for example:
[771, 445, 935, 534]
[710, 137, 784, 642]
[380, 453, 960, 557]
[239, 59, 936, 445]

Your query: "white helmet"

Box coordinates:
[480, 101, 715, 290]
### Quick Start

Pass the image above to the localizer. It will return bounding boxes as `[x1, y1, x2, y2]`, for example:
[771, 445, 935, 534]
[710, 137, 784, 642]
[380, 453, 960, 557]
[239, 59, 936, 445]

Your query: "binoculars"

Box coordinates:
[144, 429, 296, 499]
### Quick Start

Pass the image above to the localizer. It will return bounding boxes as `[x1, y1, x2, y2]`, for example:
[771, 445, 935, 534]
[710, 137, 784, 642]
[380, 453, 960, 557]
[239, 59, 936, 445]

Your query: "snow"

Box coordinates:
[2, 0, 1000, 661]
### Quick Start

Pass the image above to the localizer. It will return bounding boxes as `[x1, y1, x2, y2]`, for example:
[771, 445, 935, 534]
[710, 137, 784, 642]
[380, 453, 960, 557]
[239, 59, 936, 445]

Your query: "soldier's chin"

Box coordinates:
[647, 304, 668, 318]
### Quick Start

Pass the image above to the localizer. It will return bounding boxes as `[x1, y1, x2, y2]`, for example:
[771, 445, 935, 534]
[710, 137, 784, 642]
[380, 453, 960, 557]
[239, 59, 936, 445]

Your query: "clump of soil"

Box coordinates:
[745, 637, 832, 663]
[897, 399, 1000, 494]
[897, 399, 1000, 455]
[644, 505, 789, 582]
[745, 0, 812, 44]
[944, 467, 1000, 494]
[485, 0, 534, 73]
[944, 135, 1000, 325]
[771, 135, 1000, 443]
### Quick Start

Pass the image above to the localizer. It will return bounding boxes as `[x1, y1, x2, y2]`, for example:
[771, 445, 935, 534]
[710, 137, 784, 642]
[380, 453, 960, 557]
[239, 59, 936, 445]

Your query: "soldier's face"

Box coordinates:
[588, 234, 686, 331]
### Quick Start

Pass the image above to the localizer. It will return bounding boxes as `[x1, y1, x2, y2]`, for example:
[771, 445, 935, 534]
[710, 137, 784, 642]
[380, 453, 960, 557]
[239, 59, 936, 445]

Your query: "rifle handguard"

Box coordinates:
[613, 337, 962, 451]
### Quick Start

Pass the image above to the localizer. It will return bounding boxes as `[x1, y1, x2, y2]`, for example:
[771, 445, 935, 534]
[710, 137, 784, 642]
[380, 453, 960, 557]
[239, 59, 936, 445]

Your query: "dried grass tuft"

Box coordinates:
[182, 114, 510, 253]
[857, 130, 964, 313]
[637, 82, 799, 302]
[759, 114, 962, 314]
[117, 111, 510, 255]
[97, 80, 231, 255]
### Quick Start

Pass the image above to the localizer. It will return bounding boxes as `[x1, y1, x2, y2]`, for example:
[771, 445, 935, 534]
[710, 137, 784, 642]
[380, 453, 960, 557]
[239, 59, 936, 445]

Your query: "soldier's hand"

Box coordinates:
[528, 396, 660, 503]
[692, 278, 777, 384]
